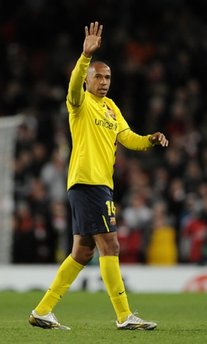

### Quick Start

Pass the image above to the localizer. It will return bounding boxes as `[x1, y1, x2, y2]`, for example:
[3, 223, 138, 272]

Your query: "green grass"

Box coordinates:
[0, 291, 206, 344]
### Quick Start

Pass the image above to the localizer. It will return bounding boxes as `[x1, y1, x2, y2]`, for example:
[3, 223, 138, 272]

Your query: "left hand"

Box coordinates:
[149, 132, 169, 147]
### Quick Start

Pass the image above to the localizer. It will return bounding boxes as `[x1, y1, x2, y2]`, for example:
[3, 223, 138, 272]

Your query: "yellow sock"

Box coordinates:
[35, 255, 84, 315]
[99, 256, 131, 323]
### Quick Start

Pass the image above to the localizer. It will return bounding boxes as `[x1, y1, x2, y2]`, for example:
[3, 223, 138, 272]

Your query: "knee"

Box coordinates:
[72, 247, 95, 265]
[84, 249, 95, 263]
[111, 240, 120, 256]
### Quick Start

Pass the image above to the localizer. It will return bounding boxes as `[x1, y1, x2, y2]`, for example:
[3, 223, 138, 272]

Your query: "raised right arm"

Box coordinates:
[66, 54, 91, 107]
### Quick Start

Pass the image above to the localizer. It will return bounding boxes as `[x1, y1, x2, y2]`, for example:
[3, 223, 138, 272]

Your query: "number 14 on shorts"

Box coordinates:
[105, 201, 116, 216]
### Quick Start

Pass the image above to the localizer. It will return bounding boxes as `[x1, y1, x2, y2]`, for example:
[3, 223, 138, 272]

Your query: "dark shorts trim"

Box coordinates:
[67, 184, 117, 236]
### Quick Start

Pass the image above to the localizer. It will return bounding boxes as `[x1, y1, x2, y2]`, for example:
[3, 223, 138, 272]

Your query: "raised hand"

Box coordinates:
[83, 21, 103, 58]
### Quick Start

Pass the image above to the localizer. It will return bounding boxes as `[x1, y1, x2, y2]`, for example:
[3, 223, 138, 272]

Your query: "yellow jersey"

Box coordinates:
[66, 54, 153, 190]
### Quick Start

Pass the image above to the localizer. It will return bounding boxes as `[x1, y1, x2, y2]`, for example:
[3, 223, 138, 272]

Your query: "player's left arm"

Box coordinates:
[115, 105, 169, 150]
[117, 129, 169, 151]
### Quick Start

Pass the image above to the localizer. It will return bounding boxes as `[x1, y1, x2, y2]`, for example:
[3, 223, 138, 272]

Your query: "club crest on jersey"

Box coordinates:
[104, 104, 116, 120]
[110, 217, 116, 225]
[105, 108, 116, 120]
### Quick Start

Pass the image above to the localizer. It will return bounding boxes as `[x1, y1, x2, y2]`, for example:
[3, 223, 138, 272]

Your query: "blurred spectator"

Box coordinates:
[118, 222, 143, 264]
[12, 202, 36, 263]
[122, 192, 152, 231]
[166, 178, 186, 233]
[50, 201, 69, 262]
[146, 201, 178, 265]
[41, 149, 67, 202]
[179, 211, 207, 264]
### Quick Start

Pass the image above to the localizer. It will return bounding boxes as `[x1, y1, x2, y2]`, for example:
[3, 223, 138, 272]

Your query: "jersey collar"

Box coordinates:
[86, 91, 106, 105]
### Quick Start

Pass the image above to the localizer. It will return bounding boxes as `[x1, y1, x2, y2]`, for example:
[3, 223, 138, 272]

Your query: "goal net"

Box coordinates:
[0, 115, 24, 263]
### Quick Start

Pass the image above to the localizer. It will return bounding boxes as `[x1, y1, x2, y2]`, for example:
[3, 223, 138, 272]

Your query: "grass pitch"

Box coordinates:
[0, 291, 206, 344]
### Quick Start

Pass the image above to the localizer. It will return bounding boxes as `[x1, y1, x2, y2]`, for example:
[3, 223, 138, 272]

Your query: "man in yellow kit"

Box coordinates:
[29, 21, 169, 330]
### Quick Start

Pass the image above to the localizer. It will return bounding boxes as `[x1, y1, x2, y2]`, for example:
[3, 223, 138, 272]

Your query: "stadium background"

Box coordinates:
[0, 0, 207, 268]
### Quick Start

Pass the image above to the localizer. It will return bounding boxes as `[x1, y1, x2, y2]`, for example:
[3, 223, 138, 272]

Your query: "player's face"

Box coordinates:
[86, 63, 111, 97]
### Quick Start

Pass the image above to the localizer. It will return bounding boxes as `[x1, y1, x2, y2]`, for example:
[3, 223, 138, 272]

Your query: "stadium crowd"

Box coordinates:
[1, 0, 207, 265]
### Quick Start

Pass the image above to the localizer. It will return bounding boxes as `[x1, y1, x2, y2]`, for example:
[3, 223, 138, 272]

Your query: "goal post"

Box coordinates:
[0, 115, 24, 263]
